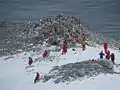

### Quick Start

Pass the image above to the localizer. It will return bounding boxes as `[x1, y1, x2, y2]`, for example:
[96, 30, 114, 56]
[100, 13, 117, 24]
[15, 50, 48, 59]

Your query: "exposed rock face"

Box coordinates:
[20, 15, 120, 49]
[33, 16, 89, 44]
[0, 15, 120, 56]
[42, 60, 119, 84]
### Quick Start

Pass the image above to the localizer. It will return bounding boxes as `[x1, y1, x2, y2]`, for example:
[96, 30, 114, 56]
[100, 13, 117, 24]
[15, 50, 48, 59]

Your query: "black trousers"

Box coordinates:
[34, 77, 39, 83]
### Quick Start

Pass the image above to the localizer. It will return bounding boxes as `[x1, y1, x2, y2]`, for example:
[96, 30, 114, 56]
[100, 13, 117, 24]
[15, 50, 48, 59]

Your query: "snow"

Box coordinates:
[0, 44, 120, 90]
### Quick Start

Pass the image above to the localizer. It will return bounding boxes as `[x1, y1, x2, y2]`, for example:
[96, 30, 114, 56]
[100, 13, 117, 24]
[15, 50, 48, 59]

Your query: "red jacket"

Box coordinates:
[62, 41, 67, 54]
[28, 58, 33, 65]
[104, 43, 108, 49]
[43, 50, 48, 57]
[106, 50, 110, 59]
[63, 42, 67, 49]
[36, 72, 40, 79]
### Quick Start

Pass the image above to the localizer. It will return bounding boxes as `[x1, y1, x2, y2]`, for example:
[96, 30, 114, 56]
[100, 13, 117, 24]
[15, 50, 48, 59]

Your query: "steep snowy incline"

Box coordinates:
[0, 45, 120, 90]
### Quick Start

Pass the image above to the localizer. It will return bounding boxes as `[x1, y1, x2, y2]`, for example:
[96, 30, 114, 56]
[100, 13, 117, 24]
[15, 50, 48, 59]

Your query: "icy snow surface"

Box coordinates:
[0, 45, 120, 90]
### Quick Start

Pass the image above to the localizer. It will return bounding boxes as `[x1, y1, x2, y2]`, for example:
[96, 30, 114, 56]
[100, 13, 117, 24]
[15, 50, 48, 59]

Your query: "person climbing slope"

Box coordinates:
[43, 50, 48, 57]
[28, 57, 33, 66]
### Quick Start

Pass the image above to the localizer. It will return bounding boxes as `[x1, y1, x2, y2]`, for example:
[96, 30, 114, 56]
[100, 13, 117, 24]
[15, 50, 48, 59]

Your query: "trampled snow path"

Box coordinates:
[0, 45, 120, 90]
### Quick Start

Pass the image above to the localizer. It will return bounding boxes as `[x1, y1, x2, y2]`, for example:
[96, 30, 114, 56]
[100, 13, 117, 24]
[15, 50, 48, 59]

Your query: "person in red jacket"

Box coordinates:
[106, 50, 110, 60]
[34, 72, 40, 83]
[104, 43, 108, 53]
[62, 40, 67, 55]
[42, 50, 48, 57]
[28, 57, 33, 66]
[111, 53, 115, 64]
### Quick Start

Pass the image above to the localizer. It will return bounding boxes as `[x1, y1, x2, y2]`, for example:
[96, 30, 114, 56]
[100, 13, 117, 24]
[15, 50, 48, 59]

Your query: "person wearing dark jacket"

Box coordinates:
[99, 51, 105, 59]
[111, 53, 115, 64]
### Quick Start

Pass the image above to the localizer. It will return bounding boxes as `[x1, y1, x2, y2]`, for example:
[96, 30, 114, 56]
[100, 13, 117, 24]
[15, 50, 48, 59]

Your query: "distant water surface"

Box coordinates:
[0, 0, 120, 40]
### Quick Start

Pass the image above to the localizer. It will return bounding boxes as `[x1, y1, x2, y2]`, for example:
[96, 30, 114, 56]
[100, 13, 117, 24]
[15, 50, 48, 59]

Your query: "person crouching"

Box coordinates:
[34, 72, 40, 83]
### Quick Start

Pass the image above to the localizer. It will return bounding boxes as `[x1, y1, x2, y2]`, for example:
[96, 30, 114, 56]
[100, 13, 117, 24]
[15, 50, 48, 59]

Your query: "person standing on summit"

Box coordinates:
[106, 50, 110, 60]
[104, 43, 108, 53]
[62, 40, 67, 55]
[99, 51, 105, 59]
[110, 53, 115, 64]
[81, 39, 87, 51]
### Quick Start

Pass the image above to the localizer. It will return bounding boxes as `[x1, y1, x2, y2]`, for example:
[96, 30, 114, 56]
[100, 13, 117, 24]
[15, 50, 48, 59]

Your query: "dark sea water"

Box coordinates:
[0, 0, 120, 40]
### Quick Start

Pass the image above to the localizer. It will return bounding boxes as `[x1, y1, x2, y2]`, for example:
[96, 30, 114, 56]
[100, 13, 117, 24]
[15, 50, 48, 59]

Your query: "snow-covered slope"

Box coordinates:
[0, 45, 120, 90]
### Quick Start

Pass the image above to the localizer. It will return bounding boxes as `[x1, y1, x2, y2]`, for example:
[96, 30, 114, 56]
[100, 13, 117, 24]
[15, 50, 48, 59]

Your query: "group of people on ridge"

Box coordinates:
[62, 37, 87, 55]
[28, 38, 115, 83]
[99, 43, 115, 64]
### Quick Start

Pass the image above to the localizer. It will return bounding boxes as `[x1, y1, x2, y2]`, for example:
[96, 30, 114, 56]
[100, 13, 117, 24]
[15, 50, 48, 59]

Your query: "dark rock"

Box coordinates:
[42, 60, 119, 84]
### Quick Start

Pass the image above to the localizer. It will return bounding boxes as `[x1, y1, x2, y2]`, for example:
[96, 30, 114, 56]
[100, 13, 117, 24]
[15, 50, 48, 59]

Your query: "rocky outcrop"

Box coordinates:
[42, 60, 119, 84]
